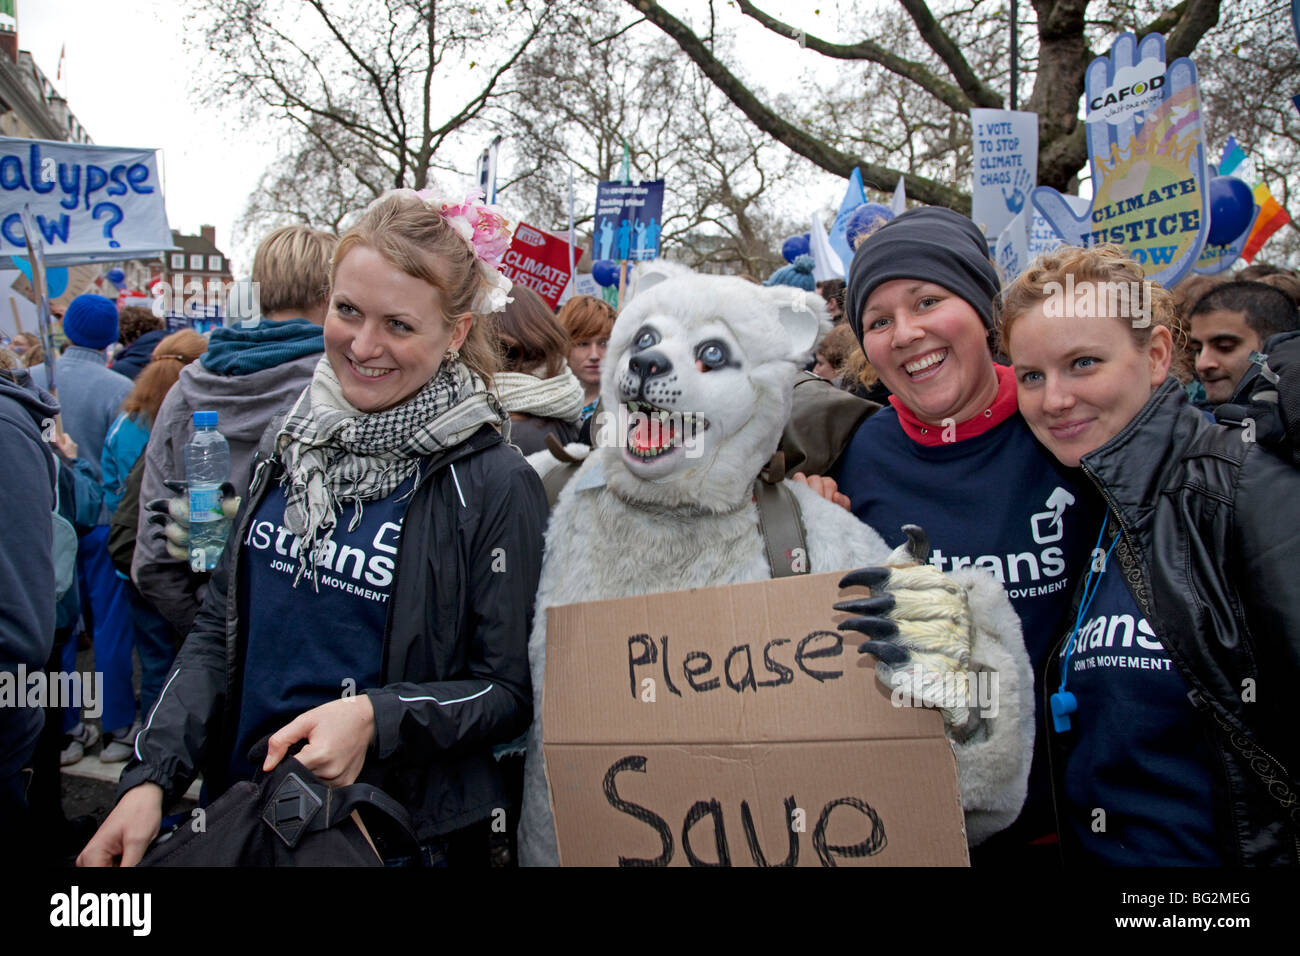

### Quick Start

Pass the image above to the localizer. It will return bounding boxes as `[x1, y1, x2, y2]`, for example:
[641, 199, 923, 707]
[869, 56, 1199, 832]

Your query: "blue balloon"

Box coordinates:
[1206, 176, 1254, 246]
[592, 259, 622, 288]
[106, 267, 126, 286]
[46, 267, 68, 299]
[781, 233, 811, 263]
[11, 258, 69, 298]
[846, 203, 894, 250]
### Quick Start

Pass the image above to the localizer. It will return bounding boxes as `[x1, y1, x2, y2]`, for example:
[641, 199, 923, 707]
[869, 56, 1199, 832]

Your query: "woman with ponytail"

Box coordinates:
[102, 330, 208, 513]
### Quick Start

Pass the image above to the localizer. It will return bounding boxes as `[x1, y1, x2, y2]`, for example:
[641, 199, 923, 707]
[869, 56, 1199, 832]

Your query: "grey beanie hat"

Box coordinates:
[844, 207, 1000, 341]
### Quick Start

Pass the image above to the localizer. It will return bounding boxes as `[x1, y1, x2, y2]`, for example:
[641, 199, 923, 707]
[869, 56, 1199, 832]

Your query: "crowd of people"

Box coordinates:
[1, 185, 1298, 868]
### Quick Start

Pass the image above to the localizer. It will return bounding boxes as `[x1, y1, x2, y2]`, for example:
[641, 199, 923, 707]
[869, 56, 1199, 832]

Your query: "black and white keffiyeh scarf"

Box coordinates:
[277, 355, 506, 586]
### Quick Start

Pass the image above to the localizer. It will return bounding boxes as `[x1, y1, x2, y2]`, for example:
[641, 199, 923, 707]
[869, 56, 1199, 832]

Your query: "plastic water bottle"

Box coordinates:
[186, 410, 231, 572]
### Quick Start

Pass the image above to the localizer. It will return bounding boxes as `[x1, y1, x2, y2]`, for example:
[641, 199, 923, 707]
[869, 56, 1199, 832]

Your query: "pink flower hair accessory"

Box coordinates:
[410, 185, 515, 313]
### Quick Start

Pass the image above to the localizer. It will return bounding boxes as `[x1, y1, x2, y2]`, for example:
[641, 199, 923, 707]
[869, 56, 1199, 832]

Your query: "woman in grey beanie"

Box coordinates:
[803, 205, 1101, 868]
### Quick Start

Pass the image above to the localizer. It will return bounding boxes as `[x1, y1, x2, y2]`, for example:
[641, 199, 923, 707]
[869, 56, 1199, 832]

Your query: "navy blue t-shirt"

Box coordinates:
[228, 477, 413, 782]
[831, 406, 1099, 847]
[1056, 556, 1223, 865]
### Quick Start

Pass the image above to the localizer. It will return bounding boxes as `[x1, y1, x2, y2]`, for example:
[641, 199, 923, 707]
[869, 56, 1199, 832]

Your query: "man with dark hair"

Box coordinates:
[111, 306, 167, 381]
[1188, 280, 1300, 405]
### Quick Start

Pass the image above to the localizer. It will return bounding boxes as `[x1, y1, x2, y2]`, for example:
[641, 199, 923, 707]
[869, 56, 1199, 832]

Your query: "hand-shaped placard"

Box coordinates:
[1031, 32, 1210, 289]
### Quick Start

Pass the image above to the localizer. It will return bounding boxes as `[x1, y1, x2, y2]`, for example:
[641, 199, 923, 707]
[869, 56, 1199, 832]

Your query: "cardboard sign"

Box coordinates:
[542, 571, 969, 867]
[499, 222, 572, 308]
[593, 180, 664, 261]
[970, 109, 1038, 240]
[0, 137, 173, 266]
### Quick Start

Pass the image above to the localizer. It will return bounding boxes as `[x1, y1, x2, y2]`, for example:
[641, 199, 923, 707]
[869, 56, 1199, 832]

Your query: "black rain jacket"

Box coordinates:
[118, 424, 548, 841]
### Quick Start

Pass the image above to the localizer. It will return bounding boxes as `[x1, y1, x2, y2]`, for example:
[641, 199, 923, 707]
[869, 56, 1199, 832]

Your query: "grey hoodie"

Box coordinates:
[131, 349, 322, 635]
[0, 371, 58, 776]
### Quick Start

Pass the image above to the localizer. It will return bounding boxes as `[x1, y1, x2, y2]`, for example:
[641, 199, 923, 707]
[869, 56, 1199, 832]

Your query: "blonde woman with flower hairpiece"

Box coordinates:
[81, 188, 550, 868]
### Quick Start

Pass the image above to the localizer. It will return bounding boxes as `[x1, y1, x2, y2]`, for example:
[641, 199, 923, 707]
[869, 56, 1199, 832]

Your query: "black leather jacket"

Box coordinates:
[1046, 379, 1300, 865]
[119, 425, 549, 841]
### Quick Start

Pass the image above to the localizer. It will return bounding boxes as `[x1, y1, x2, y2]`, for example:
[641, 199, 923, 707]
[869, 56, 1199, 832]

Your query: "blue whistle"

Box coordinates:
[1050, 691, 1078, 733]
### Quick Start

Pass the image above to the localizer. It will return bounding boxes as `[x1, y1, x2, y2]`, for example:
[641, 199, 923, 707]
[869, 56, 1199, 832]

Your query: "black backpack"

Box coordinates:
[1214, 330, 1300, 465]
[138, 750, 418, 867]
[107, 455, 146, 577]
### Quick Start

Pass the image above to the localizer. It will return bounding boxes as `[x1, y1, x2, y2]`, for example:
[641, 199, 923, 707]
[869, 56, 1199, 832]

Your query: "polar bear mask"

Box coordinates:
[592, 268, 828, 514]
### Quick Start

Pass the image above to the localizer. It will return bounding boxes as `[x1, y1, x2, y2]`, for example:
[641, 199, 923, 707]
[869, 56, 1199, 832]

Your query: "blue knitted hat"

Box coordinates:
[62, 294, 120, 349]
[764, 254, 817, 292]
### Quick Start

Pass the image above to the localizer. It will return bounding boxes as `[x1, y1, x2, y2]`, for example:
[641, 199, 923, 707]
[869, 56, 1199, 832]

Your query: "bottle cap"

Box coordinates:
[193, 411, 218, 428]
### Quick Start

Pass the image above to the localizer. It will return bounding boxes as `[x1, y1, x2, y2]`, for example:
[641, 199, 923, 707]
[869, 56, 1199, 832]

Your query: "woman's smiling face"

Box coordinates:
[1008, 288, 1172, 468]
[859, 278, 999, 425]
[324, 245, 471, 413]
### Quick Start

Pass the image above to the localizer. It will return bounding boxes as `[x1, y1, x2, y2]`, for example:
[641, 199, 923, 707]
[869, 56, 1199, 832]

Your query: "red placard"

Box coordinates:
[499, 222, 572, 309]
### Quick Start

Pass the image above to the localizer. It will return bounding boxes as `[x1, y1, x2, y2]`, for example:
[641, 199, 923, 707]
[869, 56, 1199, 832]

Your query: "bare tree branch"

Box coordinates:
[627, 0, 970, 210]
[897, 0, 1004, 107]
[735, 0, 977, 111]
[1165, 0, 1223, 60]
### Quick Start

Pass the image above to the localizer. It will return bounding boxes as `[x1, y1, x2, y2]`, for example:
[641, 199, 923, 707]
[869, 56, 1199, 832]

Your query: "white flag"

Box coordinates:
[809, 211, 845, 281]
[892, 176, 906, 216]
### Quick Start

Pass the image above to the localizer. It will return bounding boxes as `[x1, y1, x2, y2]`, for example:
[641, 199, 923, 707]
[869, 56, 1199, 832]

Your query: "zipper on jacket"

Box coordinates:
[377, 428, 502, 685]
[1041, 627, 1072, 866]
[376, 443, 448, 685]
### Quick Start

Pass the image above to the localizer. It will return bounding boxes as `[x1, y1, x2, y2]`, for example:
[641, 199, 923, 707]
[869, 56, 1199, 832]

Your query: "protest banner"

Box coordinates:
[1032, 32, 1209, 288]
[995, 196, 1088, 281]
[499, 222, 572, 308]
[542, 571, 969, 867]
[970, 108, 1038, 240]
[0, 137, 173, 266]
[556, 273, 599, 308]
[594, 180, 664, 262]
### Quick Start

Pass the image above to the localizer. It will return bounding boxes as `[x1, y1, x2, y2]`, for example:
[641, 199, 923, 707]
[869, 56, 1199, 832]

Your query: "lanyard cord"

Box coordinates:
[1057, 513, 1121, 697]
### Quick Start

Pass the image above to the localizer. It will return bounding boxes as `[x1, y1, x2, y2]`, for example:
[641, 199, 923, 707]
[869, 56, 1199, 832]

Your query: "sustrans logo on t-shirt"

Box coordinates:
[928, 486, 1075, 600]
[1060, 609, 1173, 674]
[243, 518, 399, 593]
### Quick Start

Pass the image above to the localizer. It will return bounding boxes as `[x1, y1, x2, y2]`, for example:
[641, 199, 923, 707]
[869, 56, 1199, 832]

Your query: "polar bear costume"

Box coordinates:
[517, 267, 1033, 866]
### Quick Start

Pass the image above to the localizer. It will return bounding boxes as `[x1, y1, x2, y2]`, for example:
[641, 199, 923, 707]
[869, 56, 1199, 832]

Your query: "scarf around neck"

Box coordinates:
[493, 368, 586, 422]
[277, 355, 506, 586]
[890, 363, 1019, 446]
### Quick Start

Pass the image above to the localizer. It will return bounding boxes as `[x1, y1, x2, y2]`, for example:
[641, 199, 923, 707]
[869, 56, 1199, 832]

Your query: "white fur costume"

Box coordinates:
[517, 267, 1033, 865]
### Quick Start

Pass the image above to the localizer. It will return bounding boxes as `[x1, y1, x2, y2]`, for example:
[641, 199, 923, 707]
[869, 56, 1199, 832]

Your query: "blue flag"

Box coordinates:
[829, 168, 866, 271]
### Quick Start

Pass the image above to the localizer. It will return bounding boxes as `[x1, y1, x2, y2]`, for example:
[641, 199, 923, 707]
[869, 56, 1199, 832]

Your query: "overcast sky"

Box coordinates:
[18, 0, 283, 272]
[15, 1, 875, 275]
